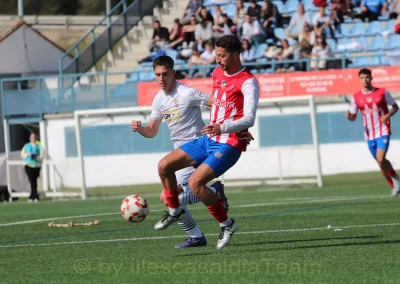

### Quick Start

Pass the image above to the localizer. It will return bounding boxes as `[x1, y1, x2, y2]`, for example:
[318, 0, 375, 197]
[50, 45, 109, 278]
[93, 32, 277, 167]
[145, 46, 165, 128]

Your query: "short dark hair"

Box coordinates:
[215, 35, 242, 53]
[153, 56, 174, 70]
[358, 68, 372, 76]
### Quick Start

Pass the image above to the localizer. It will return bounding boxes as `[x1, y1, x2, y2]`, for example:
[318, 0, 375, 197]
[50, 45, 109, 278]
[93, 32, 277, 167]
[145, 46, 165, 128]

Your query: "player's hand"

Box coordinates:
[380, 114, 390, 124]
[131, 120, 142, 132]
[201, 124, 221, 137]
[247, 132, 254, 145]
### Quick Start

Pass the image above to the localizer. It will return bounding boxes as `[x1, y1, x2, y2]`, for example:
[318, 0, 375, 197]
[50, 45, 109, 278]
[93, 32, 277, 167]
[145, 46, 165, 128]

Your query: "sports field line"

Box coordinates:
[0, 194, 389, 227]
[1, 222, 399, 249]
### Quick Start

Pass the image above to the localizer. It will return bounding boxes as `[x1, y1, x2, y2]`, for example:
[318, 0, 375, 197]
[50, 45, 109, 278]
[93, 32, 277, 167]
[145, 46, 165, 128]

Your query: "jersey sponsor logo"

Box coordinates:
[162, 109, 181, 123]
[212, 97, 235, 108]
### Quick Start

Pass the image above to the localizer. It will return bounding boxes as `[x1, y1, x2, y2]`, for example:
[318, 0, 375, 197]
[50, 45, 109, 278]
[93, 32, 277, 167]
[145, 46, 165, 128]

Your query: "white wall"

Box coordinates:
[44, 103, 399, 189]
[0, 25, 72, 74]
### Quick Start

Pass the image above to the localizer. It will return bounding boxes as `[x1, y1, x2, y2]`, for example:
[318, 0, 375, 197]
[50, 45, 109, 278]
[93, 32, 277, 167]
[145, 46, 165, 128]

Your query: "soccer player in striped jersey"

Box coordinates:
[346, 68, 400, 197]
[155, 35, 260, 249]
[131, 55, 229, 248]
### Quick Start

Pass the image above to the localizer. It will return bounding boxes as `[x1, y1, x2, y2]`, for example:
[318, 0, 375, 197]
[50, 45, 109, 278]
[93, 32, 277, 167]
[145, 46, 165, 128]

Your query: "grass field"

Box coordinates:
[1, 172, 400, 284]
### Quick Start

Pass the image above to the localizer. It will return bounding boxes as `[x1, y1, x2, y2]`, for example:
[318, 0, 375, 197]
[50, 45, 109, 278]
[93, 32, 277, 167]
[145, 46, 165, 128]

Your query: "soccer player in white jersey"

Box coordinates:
[131, 55, 229, 248]
[154, 35, 260, 249]
[346, 68, 400, 197]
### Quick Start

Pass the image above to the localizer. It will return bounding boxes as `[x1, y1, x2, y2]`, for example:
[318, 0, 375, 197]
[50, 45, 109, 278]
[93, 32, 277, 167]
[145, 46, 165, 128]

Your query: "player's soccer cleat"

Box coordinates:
[212, 181, 229, 213]
[391, 174, 400, 197]
[216, 219, 238, 250]
[154, 209, 187, 230]
[174, 234, 207, 248]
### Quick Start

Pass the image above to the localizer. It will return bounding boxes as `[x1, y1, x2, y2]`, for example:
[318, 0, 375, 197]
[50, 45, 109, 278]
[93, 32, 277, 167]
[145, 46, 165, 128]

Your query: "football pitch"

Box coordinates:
[1, 172, 400, 284]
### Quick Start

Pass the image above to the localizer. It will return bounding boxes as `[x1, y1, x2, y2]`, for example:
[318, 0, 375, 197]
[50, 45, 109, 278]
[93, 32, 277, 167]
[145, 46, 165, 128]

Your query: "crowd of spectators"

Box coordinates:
[138, 0, 400, 76]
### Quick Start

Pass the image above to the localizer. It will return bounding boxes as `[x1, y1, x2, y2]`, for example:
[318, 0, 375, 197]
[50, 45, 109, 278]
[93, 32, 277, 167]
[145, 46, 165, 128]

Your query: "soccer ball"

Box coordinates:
[121, 195, 149, 223]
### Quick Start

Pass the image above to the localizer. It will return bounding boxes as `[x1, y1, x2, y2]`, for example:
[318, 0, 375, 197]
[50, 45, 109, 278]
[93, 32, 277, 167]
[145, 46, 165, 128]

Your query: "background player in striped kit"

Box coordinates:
[346, 68, 400, 197]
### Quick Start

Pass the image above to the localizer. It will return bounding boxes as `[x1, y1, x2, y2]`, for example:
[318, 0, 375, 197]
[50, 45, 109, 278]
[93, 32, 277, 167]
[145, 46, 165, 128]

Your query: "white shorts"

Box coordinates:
[175, 166, 195, 192]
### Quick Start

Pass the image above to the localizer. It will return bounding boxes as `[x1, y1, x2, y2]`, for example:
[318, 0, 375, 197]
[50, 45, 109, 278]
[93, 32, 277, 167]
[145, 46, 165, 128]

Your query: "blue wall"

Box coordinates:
[64, 111, 400, 157]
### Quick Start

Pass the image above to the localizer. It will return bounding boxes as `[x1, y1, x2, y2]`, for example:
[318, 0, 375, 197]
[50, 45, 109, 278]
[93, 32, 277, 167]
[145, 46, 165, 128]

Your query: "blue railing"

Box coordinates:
[59, 0, 157, 75]
[1, 54, 396, 120]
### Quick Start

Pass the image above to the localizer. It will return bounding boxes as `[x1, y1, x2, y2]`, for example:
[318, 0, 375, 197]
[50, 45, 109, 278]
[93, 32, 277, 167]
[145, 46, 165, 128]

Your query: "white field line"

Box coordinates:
[1, 222, 399, 249]
[0, 194, 389, 227]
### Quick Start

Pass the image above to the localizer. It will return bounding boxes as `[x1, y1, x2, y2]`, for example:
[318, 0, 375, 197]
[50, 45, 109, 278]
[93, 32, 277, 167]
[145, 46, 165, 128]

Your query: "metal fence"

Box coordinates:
[59, 0, 156, 75]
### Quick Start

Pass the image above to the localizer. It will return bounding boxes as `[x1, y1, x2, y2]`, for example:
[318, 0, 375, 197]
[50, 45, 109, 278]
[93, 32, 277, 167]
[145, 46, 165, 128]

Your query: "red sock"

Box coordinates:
[163, 189, 180, 209]
[207, 200, 228, 223]
[388, 170, 397, 178]
[386, 178, 394, 188]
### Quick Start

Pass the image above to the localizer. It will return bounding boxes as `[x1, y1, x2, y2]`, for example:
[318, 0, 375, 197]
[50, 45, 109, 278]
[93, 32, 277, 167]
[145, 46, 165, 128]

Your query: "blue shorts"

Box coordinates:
[367, 135, 390, 158]
[179, 135, 241, 177]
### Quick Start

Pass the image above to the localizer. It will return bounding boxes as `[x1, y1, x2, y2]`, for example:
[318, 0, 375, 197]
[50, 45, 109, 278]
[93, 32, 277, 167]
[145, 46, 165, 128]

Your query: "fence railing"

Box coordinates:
[59, 0, 157, 76]
[1, 54, 397, 120]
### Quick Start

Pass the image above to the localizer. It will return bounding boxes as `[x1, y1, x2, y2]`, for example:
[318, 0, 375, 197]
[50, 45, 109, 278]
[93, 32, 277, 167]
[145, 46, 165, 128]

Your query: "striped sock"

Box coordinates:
[178, 206, 202, 238]
[178, 185, 216, 206]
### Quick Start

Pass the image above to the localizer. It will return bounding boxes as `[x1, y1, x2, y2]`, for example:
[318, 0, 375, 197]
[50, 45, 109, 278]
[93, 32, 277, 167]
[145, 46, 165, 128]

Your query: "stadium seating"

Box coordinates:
[127, 0, 399, 82]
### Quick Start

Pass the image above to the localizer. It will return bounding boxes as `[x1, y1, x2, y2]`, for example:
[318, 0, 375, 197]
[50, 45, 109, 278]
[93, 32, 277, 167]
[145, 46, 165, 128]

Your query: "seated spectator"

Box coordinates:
[234, 0, 247, 28]
[213, 5, 224, 26]
[195, 19, 213, 52]
[169, 18, 184, 49]
[286, 4, 311, 39]
[215, 13, 235, 37]
[149, 20, 170, 52]
[261, 0, 282, 29]
[199, 7, 214, 23]
[331, 0, 348, 26]
[310, 37, 333, 70]
[312, 6, 334, 38]
[247, 0, 262, 18]
[298, 23, 316, 46]
[183, 0, 203, 24]
[388, 0, 399, 19]
[182, 16, 198, 49]
[297, 39, 314, 71]
[188, 41, 215, 77]
[272, 39, 295, 72]
[242, 14, 266, 45]
[240, 39, 256, 62]
[355, 0, 387, 21]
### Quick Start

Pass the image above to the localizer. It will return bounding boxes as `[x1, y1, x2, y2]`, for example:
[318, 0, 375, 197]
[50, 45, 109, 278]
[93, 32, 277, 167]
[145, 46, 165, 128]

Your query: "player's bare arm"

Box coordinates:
[131, 119, 162, 138]
[346, 111, 357, 121]
[380, 103, 398, 123]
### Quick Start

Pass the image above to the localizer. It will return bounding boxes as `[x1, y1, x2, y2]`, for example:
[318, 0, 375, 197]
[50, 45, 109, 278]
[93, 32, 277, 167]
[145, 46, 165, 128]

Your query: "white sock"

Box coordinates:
[169, 207, 181, 216]
[219, 217, 232, 227]
[178, 206, 203, 238]
[187, 226, 203, 238]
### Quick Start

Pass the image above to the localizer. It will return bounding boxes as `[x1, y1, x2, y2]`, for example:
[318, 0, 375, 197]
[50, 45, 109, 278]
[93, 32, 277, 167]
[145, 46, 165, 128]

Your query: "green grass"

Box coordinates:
[1, 172, 400, 284]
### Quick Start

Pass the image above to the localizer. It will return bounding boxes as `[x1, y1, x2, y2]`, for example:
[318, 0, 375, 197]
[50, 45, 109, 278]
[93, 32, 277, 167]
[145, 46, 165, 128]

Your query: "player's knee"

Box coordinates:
[188, 176, 202, 196]
[158, 158, 171, 176]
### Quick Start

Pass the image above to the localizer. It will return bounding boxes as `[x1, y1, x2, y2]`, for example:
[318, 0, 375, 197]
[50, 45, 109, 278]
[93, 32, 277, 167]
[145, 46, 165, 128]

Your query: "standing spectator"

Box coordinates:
[183, 0, 203, 24]
[21, 133, 45, 203]
[261, 0, 282, 30]
[247, 0, 262, 18]
[286, 4, 311, 39]
[149, 20, 170, 52]
[355, 0, 388, 21]
[274, 39, 296, 72]
[310, 37, 333, 70]
[297, 39, 314, 71]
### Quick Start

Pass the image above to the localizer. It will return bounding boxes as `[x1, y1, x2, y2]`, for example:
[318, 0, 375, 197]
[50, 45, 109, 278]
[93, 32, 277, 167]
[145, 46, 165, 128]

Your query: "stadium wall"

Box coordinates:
[44, 103, 400, 188]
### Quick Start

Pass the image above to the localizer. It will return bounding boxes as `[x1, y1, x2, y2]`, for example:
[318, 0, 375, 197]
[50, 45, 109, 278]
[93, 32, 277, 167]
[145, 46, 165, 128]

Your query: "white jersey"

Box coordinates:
[150, 81, 209, 148]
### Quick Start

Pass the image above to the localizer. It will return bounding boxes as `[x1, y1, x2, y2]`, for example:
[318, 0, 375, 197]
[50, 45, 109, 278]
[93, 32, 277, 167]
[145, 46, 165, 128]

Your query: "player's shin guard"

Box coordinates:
[163, 189, 181, 216]
[178, 206, 203, 238]
[206, 200, 229, 223]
